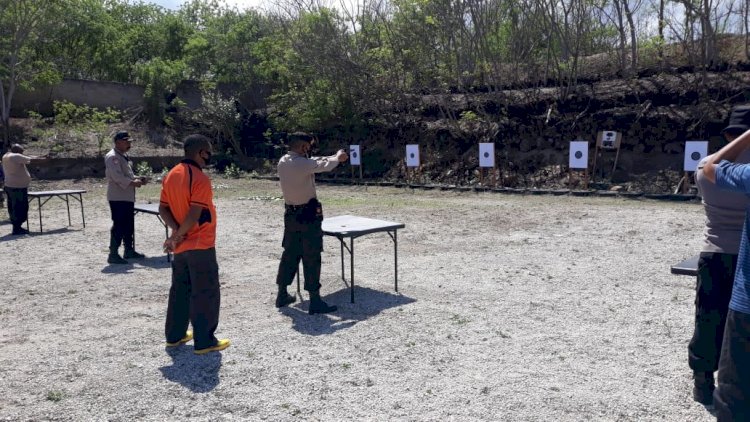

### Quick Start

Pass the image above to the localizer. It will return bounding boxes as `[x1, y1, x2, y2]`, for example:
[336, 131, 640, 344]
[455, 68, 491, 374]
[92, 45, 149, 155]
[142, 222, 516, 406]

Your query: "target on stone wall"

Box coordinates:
[684, 141, 708, 172]
[406, 144, 420, 167]
[597, 131, 621, 150]
[349, 145, 361, 166]
[479, 143, 495, 168]
[569, 141, 589, 169]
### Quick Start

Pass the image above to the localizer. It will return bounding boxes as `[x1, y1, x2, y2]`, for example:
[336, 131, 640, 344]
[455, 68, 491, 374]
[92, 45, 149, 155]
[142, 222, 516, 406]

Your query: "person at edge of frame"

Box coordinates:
[689, 105, 750, 408]
[104, 131, 147, 264]
[275, 132, 348, 315]
[701, 109, 750, 421]
[1, 144, 48, 235]
[159, 134, 230, 355]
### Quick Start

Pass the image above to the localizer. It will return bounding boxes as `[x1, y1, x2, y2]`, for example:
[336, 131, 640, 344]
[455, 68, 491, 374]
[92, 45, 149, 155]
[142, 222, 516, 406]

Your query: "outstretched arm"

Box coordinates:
[703, 129, 750, 183]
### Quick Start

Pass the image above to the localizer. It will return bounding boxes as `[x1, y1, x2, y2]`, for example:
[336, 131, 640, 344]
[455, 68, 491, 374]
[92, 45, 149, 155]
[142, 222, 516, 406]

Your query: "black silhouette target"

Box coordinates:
[352, 151, 358, 158]
[410, 153, 415, 158]
[574, 151, 583, 159]
[483, 152, 490, 158]
[691, 151, 701, 161]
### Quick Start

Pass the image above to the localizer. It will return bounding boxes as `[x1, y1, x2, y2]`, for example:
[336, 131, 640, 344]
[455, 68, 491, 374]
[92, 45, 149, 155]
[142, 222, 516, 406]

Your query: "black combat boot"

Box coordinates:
[123, 235, 145, 259]
[107, 232, 128, 265]
[693, 371, 715, 406]
[308, 290, 337, 315]
[275, 285, 296, 308]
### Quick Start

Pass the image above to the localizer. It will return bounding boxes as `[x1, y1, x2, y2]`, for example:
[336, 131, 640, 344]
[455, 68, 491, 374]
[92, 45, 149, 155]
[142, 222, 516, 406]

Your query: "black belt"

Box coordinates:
[285, 203, 308, 211]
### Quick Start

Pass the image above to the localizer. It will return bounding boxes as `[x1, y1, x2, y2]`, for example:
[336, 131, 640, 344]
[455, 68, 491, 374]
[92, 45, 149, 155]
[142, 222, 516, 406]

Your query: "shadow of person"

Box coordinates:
[159, 346, 222, 393]
[0, 227, 73, 242]
[280, 286, 416, 336]
[100, 262, 134, 274]
[135, 255, 171, 269]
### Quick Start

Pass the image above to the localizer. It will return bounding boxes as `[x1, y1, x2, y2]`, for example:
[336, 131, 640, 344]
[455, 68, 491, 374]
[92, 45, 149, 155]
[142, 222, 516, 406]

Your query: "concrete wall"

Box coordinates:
[13, 79, 145, 117]
[28, 156, 184, 180]
[12, 79, 269, 117]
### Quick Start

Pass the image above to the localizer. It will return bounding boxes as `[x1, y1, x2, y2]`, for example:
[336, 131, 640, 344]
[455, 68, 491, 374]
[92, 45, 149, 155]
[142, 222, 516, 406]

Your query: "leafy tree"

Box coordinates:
[0, 0, 64, 147]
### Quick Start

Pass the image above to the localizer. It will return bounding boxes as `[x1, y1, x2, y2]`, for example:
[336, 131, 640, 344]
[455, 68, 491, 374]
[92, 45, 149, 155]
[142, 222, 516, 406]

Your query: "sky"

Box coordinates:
[149, 0, 267, 11]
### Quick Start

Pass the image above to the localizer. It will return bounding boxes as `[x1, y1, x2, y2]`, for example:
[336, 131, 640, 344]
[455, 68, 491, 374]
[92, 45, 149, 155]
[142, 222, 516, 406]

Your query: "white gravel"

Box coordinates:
[0, 178, 713, 421]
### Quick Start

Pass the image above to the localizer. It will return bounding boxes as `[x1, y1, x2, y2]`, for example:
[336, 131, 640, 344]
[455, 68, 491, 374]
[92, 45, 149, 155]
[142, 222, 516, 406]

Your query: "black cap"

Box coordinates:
[722, 105, 750, 136]
[285, 132, 314, 146]
[114, 131, 131, 142]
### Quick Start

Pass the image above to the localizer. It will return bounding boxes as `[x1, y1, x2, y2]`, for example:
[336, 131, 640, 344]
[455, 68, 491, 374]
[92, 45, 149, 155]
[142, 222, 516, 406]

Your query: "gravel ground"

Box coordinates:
[0, 177, 713, 421]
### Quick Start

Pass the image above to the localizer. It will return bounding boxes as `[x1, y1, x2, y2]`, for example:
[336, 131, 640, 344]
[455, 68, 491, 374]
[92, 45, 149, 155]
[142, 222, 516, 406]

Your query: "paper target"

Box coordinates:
[684, 141, 708, 172]
[598, 131, 621, 149]
[406, 144, 420, 167]
[349, 145, 361, 166]
[479, 143, 495, 167]
[569, 141, 589, 169]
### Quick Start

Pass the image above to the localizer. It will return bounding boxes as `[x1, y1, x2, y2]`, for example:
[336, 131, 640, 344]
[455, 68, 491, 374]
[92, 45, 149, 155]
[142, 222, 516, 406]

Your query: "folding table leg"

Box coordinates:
[65, 195, 71, 226]
[79, 194, 86, 228]
[394, 230, 398, 292]
[340, 238, 345, 282]
[38, 197, 43, 232]
[350, 238, 355, 303]
[296, 265, 301, 296]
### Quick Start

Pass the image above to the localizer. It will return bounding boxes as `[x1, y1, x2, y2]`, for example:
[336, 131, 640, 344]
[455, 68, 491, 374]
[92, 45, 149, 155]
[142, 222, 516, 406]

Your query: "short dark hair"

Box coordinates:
[286, 132, 314, 148]
[10, 144, 23, 153]
[183, 134, 212, 157]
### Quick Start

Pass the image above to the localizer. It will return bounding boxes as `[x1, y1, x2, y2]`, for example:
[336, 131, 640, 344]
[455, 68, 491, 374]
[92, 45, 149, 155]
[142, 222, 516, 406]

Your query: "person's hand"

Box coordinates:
[336, 149, 349, 162]
[163, 233, 184, 252]
[131, 179, 144, 188]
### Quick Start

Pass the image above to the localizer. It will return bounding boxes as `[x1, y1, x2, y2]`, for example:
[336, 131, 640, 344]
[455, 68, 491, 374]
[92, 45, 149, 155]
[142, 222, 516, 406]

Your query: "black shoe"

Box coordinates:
[309, 299, 337, 315]
[107, 253, 128, 265]
[275, 292, 297, 308]
[11, 227, 29, 235]
[693, 372, 715, 406]
[123, 249, 145, 259]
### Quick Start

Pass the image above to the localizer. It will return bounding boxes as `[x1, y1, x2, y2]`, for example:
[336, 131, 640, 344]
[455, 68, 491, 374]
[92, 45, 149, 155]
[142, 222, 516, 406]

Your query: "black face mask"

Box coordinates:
[202, 151, 212, 166]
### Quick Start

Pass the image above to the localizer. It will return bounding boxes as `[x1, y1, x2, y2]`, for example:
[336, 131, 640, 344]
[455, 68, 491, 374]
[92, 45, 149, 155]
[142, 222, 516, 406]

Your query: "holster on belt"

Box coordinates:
[298, 198, 322, 223]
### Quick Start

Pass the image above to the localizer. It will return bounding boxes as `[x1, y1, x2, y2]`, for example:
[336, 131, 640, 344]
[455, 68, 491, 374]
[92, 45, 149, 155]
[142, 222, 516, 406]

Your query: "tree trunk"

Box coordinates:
[0, 81, 11, 149]
[614, 0, 628, 73]
[658, 0, 666, 67]
[623, 0, 638, 70]
[701, 0, 717, 67]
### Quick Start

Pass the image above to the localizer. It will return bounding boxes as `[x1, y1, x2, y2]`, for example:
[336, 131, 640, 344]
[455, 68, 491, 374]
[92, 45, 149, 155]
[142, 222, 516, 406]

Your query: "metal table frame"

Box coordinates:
[133, 203, 171, 262]
[297, 215, 405, 303]
[27, 190, 86, 232]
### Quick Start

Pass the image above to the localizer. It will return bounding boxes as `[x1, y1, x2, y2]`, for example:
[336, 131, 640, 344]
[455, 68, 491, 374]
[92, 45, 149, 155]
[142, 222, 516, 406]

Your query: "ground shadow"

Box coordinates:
[101, 256, 171, 274]
[0, 227, 73, 242]
[280, 286, 416, 336]
[158, 346, 222, 393]
[101, 262, 135, 274]
[135, 255, 171, 269]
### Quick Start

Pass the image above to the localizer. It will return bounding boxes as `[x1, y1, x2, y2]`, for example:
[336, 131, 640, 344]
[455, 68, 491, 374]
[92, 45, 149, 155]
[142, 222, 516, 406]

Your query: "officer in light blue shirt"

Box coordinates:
[701, 105, 750, 420]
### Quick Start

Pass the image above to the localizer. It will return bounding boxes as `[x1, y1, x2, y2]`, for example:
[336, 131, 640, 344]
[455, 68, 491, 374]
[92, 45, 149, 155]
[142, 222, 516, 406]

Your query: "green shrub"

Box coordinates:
[224, 162, 242, 179]
[135, 161, 153, 177]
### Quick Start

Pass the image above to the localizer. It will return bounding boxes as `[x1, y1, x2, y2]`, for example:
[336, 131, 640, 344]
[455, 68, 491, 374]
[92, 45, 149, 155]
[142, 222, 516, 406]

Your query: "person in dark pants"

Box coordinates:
[275, 132, 348, 314]
[1, 144, 47, 235]
[689, 106, 750, 407]
[701, 108, 750, 420]
[159, 134, 229, 355]
[105, 131, 147, 264]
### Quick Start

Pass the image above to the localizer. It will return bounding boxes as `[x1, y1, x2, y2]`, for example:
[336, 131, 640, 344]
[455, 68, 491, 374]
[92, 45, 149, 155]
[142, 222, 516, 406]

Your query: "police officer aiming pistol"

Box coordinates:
[275, 132, 348, 314]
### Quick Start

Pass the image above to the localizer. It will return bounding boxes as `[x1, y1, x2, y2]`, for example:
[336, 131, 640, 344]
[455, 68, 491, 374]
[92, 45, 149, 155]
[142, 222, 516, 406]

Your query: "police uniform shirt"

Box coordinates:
[105, 148, 136, 202]
[277, 151, 340, 205]
[1, 152, 32, 188]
